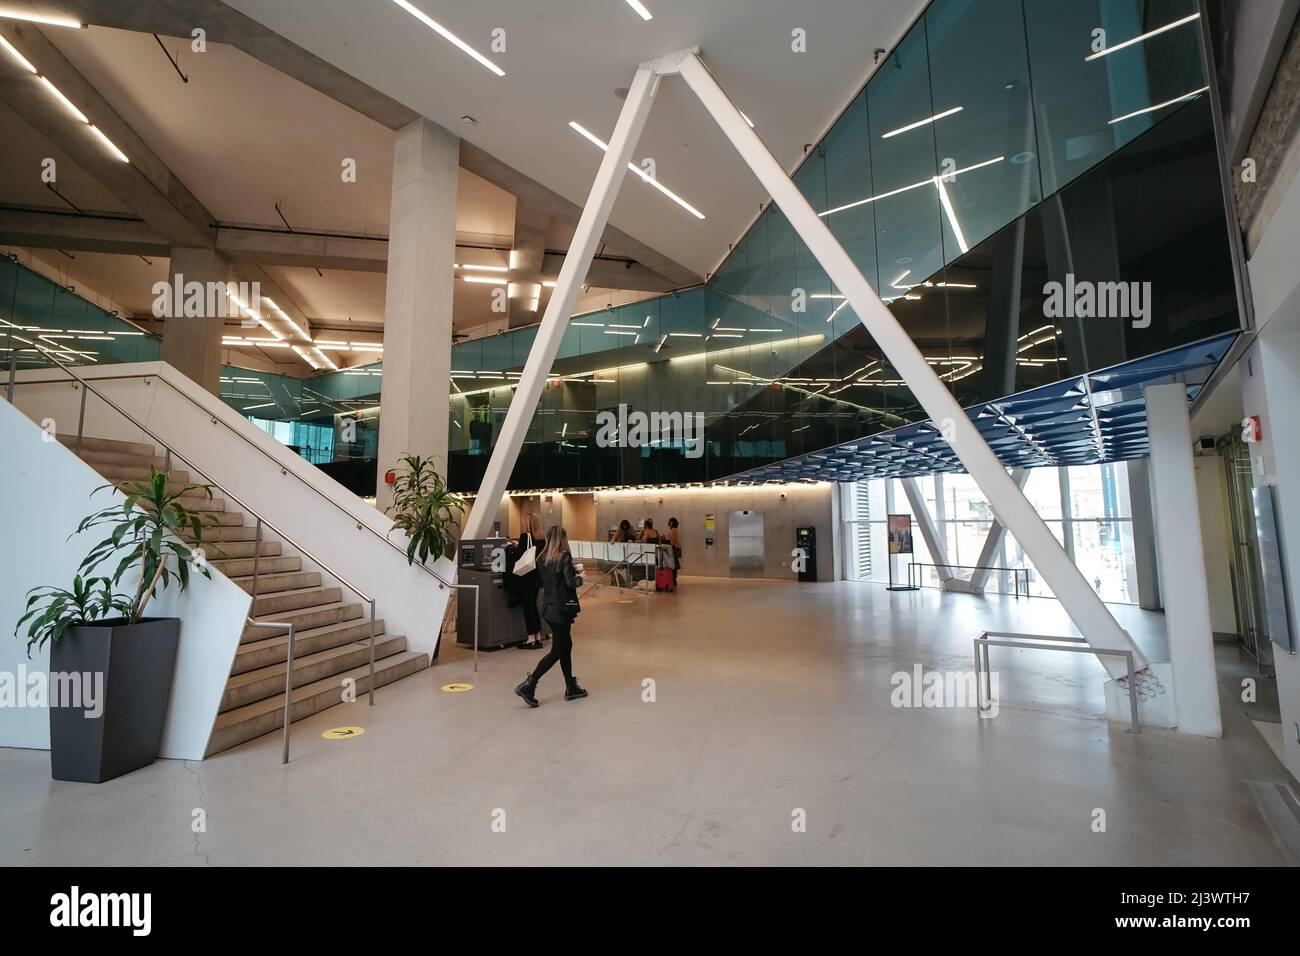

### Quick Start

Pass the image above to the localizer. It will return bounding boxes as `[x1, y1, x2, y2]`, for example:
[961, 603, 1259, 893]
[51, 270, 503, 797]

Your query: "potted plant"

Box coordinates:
[385, 454, 466, 566]
[15, 467, 215, 783]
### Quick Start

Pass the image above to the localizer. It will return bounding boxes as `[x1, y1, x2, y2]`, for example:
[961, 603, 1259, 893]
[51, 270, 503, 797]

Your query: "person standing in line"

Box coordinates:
[640, 518, 661, 543]
[667, 516, 681, 587]
[515, 510, 545, 650]
[515, 526, 588, 706]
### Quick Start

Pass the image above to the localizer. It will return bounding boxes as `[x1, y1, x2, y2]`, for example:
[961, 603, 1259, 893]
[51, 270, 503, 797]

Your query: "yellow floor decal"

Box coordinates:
[321, 726, 365, 740]
[441, 682, 474, 693]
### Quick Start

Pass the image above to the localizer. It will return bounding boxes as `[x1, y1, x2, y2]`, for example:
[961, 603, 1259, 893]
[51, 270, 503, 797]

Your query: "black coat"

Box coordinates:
[540, 551, 582, 620]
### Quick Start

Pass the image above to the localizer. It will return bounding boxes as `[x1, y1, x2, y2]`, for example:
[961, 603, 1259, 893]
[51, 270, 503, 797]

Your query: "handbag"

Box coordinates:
[512, 533, 537, 576]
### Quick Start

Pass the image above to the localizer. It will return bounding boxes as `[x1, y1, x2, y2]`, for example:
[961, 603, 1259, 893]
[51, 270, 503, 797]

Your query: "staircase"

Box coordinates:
[60, 434, 430, 756]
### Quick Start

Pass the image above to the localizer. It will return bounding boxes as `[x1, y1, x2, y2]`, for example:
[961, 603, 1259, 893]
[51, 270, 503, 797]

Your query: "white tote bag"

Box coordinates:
[512, 533, 538, 576]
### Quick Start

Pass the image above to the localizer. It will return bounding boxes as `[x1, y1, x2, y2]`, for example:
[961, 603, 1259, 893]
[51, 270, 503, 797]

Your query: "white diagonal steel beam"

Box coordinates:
[462, 63, 660, 538]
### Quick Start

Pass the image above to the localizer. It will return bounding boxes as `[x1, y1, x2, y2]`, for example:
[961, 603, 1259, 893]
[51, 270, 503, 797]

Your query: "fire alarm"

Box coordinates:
[384, 469, 397, 485]
[1242, 415, 1262, 444]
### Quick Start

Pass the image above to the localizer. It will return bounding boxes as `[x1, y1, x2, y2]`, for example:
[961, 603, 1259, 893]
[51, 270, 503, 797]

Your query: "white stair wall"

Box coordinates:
[10, 362, 456, 659]
[0, 397, 250, 759]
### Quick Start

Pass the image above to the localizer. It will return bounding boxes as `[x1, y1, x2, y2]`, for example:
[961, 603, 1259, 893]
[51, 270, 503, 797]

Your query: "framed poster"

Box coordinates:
[887, 514, 914, 555]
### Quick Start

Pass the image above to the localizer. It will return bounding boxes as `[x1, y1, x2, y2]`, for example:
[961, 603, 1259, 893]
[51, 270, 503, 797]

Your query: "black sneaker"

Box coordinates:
[518, 640, 543, 650]
[515, 677, 539, 708]
[564, 676, 588, 701]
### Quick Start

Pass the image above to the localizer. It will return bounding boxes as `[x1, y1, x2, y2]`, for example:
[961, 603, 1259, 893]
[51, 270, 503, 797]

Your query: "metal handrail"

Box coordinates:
[8, 365, 462, 591]
[243, 620, 297, 763]
[973, 630, 1141, 733]
[909, 561, 1032, 598]
[580, 549, 655, 599]
[8, 353, 387, 710]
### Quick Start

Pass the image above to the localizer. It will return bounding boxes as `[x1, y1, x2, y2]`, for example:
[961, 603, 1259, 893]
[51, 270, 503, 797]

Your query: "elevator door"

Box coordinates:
[728, 510, 765, 578]
[1219, 435, 1274, 669]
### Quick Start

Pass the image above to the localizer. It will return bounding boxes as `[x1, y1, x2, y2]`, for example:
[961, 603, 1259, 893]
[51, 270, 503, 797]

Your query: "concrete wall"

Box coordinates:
[592, 483, 838, 582]
[1194, 456, 1240, 635]
[0, 398, 249, 760]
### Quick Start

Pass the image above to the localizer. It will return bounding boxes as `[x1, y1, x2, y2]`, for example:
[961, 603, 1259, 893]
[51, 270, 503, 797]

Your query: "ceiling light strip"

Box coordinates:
[388, 0, 505, 76]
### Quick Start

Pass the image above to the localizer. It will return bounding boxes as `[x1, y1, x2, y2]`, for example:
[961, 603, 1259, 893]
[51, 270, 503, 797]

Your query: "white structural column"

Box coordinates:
[462, 65, 660, 538]
[901, 477, 953, 583]
[950, 467, 1030, 593]
[376, 117, 459, 512]
[675, 50, 1145, 676]
[1144, 382, 1222, 736]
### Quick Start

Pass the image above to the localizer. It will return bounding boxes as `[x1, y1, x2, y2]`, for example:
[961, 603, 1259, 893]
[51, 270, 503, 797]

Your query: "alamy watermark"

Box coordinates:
[151, 273, 262, 323]
[1043, 273, 1151, 329]
[595, 403, 705, 459]
[1, 666, 103, 718]
[891, 664, 997, 718]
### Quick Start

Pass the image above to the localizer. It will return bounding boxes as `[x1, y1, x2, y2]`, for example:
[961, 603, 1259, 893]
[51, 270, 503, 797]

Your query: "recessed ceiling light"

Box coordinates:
[624, 0, 653, 21]
[1085, 12, 1200, 61]
[38, 76, 88, 124]
[463, 275, 508, 285]
[88, 125, 129, 163]
[0, 34, 35, 72]
[881, 106, 963, 139]
[388, 0, 505, 77]
[0, 9, 83, 28]
[568, 121, 705, 219]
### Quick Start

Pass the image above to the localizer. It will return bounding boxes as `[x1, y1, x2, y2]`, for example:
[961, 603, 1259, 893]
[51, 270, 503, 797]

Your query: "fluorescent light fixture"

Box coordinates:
[881, 106, 963, 139]
[572, 321, 605, 328]
[819, 155, 1003, 218]
[668, 332, 702, 337]
[463, 275, 508, 285]
[569, 121, 706, 219]
[608, 323, 641, 330]
[935, 176, 969, 253]
[0, 9, 83, 28]
[87, 125, 129, 163]
[388, 0, 505, 76]
[459, 264, 509, 273]
[1085, 12, 1200, 61]
[38, 76, 88, 123]
[1109, 87, 1208, 125]
[0, 34, 35, 72]
[624, 0, 653, 21]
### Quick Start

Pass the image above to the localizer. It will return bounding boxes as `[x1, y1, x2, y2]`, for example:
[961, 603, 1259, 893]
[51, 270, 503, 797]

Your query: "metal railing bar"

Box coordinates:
[973, 629, 1140, 733]
[243, 619, 296, 764]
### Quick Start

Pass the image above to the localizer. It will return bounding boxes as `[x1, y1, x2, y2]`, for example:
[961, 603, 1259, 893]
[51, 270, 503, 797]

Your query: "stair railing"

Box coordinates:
[3, 354, 424, 764]
[9, 360, 480, 677]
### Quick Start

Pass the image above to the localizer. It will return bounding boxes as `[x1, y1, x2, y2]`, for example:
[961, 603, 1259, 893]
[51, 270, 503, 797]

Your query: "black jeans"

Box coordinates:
[529, 613, 573, 684]
[519, 581, 541, 634]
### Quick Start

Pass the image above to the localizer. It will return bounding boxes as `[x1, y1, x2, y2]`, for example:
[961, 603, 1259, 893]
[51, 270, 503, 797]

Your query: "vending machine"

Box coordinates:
[795, 526, 817, 582]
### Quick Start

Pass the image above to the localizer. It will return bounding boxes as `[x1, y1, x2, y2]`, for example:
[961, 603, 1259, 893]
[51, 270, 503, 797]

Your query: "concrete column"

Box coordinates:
[376, 117, 459, 511]
[1145, 381, 1222, 737]
[160, 246, 227, 394]
[1126, 458, 1162, 610]
[508, 212, 547, 329]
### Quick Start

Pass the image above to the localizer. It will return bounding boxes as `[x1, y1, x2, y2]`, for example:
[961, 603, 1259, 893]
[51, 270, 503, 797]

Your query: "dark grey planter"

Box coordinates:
[48, 617, 180, 783]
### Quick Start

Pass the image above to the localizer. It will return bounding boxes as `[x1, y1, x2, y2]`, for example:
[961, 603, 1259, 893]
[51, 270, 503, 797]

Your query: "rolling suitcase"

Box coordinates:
[655, 566, 675, 592]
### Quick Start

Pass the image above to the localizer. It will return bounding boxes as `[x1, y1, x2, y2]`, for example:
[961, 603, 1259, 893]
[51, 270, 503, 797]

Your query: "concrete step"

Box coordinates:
[233, 570, 321, 595]
[206, 650, 429, 756]
[200, 540, 282, 560]
[209, 555, 301, 577]
[242, 601, 363, 642]
[220, 633, 407, 712]
[250, 585, 342, 617]
[77, 449, 167, 469]
[197, 511, 245, 527]
[233, 616, 384, 675]
[181, 524, 259, 542]
[95, 465, 192, 484]
[57, 434, 155, 457]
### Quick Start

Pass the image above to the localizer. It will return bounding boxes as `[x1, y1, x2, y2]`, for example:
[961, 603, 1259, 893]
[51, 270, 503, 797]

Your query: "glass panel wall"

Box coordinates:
[1, 257, 160, 370]
[842, 462, 1139, 603]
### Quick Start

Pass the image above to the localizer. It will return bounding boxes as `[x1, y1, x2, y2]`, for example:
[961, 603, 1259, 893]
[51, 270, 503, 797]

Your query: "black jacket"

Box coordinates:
[540, 551, 582, 619]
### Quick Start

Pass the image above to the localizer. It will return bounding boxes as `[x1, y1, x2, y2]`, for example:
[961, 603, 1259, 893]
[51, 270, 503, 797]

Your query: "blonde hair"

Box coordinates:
[523, 510, 543, 540]
[541, 525, 570, 566]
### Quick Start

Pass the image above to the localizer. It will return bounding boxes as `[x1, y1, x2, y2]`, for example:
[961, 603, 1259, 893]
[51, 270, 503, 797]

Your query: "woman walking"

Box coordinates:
[514, 510, 544, 650]
[515, 526, 588, 706]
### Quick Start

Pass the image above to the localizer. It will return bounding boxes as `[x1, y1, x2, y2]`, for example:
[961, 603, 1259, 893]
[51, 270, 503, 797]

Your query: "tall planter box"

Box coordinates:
[48, 618, 180, 783]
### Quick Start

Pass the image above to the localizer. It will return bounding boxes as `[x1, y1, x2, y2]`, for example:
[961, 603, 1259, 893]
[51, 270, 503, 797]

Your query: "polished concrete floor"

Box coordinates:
[1, 576, 1296, 866]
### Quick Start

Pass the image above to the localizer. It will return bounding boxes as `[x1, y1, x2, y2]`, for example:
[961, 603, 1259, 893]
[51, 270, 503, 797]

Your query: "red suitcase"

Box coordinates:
[655, 567, 675, 592]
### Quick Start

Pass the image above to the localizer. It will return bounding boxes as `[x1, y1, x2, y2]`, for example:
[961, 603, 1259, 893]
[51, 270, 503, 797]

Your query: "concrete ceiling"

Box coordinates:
[221, 0, 926, 279]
